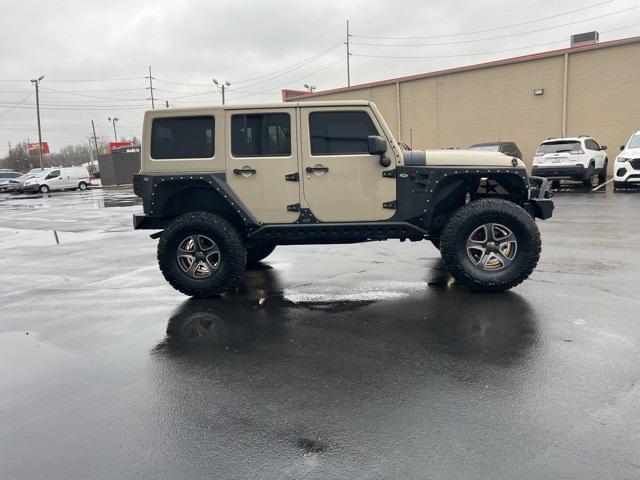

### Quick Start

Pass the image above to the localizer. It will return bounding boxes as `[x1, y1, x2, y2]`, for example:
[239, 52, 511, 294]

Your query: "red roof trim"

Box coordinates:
[283, 35, 640, 101]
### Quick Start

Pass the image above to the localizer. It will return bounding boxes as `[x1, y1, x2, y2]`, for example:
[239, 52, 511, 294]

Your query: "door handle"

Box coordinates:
[305, 165, 329, 174]
[233, 167, 257, 175]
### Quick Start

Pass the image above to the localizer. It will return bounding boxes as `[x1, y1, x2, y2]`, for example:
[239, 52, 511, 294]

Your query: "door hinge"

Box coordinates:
[382, 169, 396, 178]
[383, 200, 397, 209]
[287, 203, 300, 212]
[285, 172, 299, 182]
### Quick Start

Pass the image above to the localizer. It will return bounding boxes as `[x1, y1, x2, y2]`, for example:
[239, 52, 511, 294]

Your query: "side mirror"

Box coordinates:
[368, 135, 391, 167]
[620, 145, 625, 151]
[600, 145, 607, 151]
[368, 135, 387, 155]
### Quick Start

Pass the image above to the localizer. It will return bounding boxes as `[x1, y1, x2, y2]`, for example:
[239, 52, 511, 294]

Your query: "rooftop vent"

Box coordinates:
[571, 31, 599, 47]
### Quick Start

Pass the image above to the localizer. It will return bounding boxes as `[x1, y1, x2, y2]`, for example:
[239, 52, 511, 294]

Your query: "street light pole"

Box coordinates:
[213, 78, 231, 105]
[30, 75, 45, 169]
[108, 116, 119, 141]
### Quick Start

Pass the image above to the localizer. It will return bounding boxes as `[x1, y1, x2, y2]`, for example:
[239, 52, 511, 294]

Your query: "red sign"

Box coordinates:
[108, 141, 134, 153]
[28, 142, 50, 155]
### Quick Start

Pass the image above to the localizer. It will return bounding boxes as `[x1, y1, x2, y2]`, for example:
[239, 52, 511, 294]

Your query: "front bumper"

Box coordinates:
[614, 160, 640, 183]
[526, 176, 554, 220]
[22, 184, 41, 192]
[531, 164, 587, 180]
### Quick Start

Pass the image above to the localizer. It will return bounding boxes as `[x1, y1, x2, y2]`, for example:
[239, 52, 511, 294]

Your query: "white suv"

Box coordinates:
[531, 136, 608, 188]
[614, 130, 640, 189]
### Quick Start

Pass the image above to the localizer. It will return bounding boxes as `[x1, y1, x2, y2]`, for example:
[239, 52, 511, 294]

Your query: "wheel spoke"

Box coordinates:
[466, 222, 518, 272]
[495, 249, 513, 267]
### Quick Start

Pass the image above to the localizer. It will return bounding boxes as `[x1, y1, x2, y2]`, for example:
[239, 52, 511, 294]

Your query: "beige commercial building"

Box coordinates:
[283, 35, 640, 173]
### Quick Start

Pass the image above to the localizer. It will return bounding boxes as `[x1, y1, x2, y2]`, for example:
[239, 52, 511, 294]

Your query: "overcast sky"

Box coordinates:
[1, 0, 638, 156]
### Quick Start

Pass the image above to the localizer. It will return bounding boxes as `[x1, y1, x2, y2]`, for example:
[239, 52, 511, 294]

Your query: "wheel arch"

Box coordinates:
[154, 179, 248, 233]
[427, 172, 529, 234]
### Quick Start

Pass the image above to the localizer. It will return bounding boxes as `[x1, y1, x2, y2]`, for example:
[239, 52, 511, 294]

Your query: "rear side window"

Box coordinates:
[231, 113, 291, 157]
[585, 139, 599, 150]
[309, 111, 379, 155]
[151, 116, 214, 159]
[537, 141, 582, 154]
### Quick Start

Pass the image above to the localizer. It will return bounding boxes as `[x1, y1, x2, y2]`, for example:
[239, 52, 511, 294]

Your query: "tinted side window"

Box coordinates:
[309, 111, 379, 155]
[231, 113, 291, 157]
[49, 170, 60, 178]
[151, 116, 214, 159]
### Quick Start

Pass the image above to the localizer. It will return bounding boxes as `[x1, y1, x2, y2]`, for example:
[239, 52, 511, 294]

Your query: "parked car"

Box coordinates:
[531, 136, 608, 187]
[613, 130, 640, 189]
[133, 101, 553, 295]
[22, 166, 90, 193]
[5, 169, 51, 193]
[0, 170, 22, 192]
[468, 142, 522, 159]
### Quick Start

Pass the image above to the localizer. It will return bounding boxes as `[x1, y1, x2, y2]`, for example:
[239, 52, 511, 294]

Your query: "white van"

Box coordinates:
[23, 166, 90, 194]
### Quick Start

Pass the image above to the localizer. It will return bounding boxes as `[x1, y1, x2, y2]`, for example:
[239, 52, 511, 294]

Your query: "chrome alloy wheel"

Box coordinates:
[176, 234, 220, 279]
[466, 223, 517, 271]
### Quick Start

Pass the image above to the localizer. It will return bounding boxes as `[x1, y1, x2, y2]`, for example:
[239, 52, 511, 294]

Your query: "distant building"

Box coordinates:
[284, 34, 640, 173]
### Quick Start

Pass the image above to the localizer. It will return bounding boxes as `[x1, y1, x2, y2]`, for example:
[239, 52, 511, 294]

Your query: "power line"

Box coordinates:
[350, 0, 618, 39]
[351, 21, 640, 59]
[350, 3, 640, 47]
[0, 91, 34, 117]
[152, 41, 343, 91]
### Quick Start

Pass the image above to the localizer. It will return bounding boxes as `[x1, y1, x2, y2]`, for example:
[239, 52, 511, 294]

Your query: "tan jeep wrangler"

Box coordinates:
[133, 101, 553, 296]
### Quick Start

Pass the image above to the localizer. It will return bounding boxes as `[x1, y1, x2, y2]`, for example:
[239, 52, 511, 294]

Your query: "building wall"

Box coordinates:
[567, 42, 640, 164]
[292, 41, 640, 173]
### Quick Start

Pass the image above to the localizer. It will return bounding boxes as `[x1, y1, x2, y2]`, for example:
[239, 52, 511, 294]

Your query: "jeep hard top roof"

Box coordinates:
[144, 100, 372, 115]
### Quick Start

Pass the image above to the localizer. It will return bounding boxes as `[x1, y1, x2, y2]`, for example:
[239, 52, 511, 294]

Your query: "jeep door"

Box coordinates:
[225, 108, 300, 224]
[299, 107, 396, 222]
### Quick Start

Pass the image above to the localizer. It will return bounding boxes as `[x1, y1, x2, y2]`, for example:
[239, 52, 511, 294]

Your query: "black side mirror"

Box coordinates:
[620, 145, 625, 151]
[368, 135, 391, 167]
[600, 145, 607, 151]
[368, 135, 387, 155]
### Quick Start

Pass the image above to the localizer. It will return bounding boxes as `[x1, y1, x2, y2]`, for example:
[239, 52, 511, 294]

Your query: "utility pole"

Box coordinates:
[30, 75, 45, 169]
[91, 120, 100, 175]
[108, 116, 119, 141]
[213, 78, 230, 105]
[346, 20, 351, 87]
[146, 66, 156, 109]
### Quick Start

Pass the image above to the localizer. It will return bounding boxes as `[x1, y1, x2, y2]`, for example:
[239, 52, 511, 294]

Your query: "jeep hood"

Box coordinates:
[422, 149, 526, 168]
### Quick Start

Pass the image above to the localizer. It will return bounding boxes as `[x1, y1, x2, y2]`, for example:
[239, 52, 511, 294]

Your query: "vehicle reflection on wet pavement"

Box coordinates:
[1, 188, 639, 480]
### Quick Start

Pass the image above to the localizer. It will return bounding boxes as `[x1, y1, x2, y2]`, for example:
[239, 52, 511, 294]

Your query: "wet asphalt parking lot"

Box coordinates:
[1, 185, 639, 480]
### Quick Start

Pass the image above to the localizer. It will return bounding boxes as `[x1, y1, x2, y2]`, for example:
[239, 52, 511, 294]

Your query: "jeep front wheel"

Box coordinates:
[439, 199, 541, 292]
[157, 212, 246, 297]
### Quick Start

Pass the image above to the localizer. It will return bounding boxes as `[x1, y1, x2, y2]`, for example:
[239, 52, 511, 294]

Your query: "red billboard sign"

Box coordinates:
[108, 141, 134, 153]
[28, 142, 50, 155]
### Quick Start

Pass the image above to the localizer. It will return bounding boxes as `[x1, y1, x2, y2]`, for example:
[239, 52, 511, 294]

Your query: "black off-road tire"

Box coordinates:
[246, 241, 277, 264]
[157, 212, 246, 297]
[598, 161, 608, 185]
[439, 198, 541, 292]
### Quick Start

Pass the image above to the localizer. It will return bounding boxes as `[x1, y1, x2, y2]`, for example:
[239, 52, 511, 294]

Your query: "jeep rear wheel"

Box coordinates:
[158, 212, 246, 297]
[246, 241, 277, 264]
[439, 199, 541, 292]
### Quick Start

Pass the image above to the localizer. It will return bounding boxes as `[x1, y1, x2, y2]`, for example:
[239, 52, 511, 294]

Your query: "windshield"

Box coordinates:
[469, 144, 501, 152]
[628, 135, 640, 149]
[538, 141, 581, 154]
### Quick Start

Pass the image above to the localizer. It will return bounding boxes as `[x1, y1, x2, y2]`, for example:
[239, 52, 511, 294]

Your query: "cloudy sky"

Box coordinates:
[1, 0, 638, 156]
